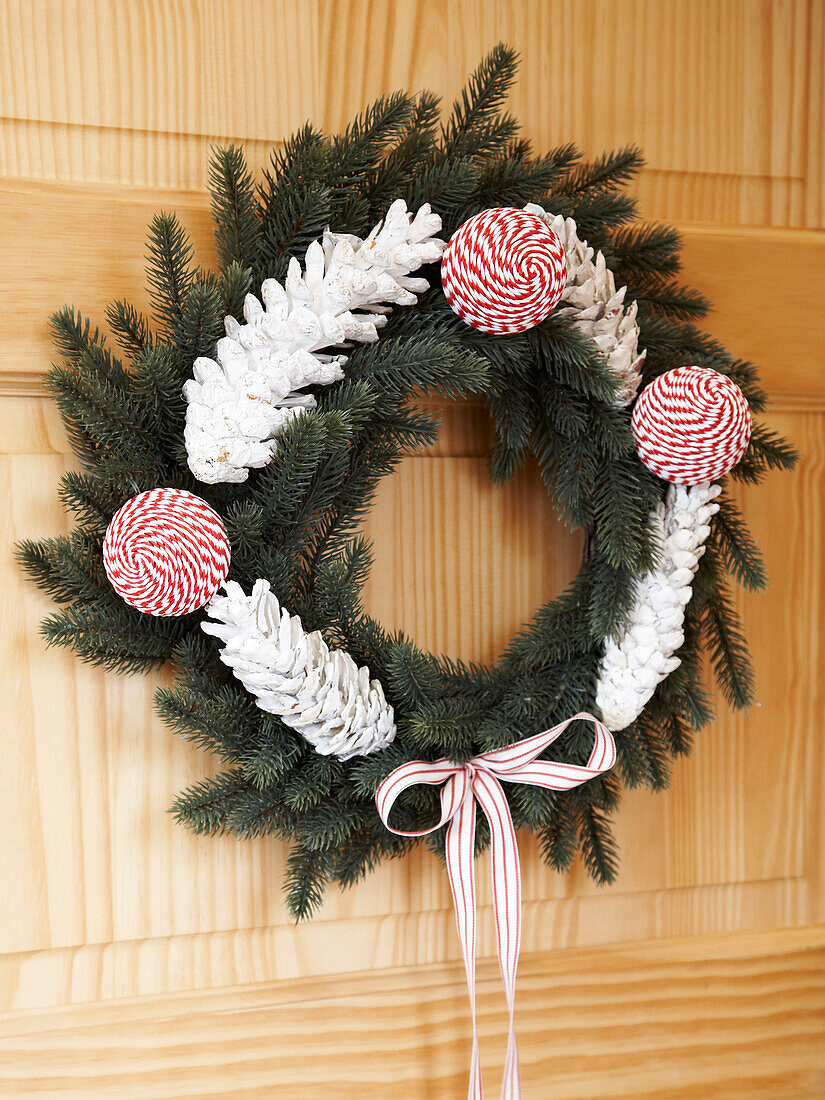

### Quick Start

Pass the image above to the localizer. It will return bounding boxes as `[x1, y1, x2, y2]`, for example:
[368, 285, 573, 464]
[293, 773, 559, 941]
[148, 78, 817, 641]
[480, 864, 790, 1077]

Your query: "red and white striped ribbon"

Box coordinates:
[376, 712, 616, 1099]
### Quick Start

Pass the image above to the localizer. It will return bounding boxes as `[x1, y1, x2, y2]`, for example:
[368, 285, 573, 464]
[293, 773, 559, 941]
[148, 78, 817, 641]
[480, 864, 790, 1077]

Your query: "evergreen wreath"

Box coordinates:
[19, 45, 798, 921]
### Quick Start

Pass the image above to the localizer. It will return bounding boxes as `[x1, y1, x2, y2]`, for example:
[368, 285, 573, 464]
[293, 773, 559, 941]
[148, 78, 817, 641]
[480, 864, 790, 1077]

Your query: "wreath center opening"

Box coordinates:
[359, 397, 582, 666]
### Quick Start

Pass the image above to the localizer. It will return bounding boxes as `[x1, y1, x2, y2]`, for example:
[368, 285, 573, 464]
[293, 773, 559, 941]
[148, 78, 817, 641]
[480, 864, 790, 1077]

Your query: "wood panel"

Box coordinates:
[1, 929, 823, 1098]
[1, 0, 824, 1095]
[0, 0, 821, 224]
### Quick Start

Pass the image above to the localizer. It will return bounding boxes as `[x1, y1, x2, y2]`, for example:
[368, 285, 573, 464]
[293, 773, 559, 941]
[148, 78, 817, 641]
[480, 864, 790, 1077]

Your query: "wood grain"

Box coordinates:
[0, 0, 316, 141]
[1, 928, 823, 1098]
[1, 1, 824, 1094]
[0, 0, 820, 225]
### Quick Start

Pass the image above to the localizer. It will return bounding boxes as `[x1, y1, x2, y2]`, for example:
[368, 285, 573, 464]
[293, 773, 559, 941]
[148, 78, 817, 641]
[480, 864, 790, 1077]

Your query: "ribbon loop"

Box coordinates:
[376, 712, 616, 1100]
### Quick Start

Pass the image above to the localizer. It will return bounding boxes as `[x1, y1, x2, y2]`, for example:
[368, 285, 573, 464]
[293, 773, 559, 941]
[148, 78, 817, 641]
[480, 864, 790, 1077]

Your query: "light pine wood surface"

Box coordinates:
[1, 2, 824, 1096]
[2, 928, 824, 1099]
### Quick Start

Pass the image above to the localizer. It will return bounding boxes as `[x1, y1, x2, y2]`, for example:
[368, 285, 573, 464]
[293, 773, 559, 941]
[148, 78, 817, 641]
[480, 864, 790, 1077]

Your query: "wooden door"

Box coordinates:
[1, 3, 823, 1096]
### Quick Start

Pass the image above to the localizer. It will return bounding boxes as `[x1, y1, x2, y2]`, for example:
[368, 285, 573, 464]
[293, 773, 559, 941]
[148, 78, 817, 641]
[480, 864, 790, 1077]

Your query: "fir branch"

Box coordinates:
[616, 713, 671, 791]
[45, 361, 163, 474]
[176, 276, 225, 361]
[16, 531, 109, 606]
[610, 223, 683, 280]
[41, 603, 183, 674]
[208, 144, 263, 270]
[725, 360, 768, 413]
[471, 141, 579, 210]
[349, 335, 490, 400]
[711, 490, 768, 591]
[407, 698, 486, 760]
[145, 213, 196, 337]
[240, 719, 304, 790]
[56, 471, 123, 534]
[404, 157, 480, 235]
[130, 344, 188, 462]
[155, 683, 260, 761]
[220, 260, 254, 319]
[486, 382, 537, 482]
[440, 43, 520, 159]
[661, 710, 695, 756]
[559, 145, 644, 195]
[530, 312, 622, 406]
[586, 560, 637, 640]
[502, 573, 593, 669]
[284, 844, 333, 920]
[538, 802, 579, 873]
[105, 300, 154, 360]
[171, 770, 250, 835]
[385, 640, 443, 711]
[227, 788, 296, 840]
[629, 278, 711, 322]
[257, 124, 332, 282]
[569, 190, 638, 237]
[49, 306, 112, 367]
[296, 799, 366, 851]
[251, 409, 358, 536]
[368, 90, 442, 214]
[328, 91, 415, 230]
[578, 806, 620, 885]
[332, 826, 412, 891]
[591, 457, 661, 572]
[731, 420, 800, 484]
[703, 584, 756, 709]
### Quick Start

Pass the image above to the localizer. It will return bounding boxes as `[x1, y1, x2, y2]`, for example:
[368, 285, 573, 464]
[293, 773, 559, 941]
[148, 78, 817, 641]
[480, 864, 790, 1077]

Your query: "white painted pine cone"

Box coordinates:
[524, 204, 644, 405]
[203, 580, 396, 759]
[184, 200, 445, 484]
[595, 482, 721, 731]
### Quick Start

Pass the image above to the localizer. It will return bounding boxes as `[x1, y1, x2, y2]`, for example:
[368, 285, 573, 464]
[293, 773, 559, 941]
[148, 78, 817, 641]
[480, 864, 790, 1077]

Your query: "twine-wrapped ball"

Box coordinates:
[631, 366, 752, 484]
[103, 488, 231, 616]
[441, 207, 567, 334]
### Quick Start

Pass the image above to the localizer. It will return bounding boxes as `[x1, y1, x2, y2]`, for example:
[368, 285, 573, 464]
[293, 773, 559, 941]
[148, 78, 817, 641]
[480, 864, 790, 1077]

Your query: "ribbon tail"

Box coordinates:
[502, 1033, 520, 1100]
[446, 789, 482, 1100]
[474, 771, 522, 1100]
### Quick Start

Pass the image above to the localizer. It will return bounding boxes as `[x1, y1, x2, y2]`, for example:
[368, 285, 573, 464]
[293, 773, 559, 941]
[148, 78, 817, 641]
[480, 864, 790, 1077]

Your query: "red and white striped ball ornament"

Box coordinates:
[631, 365, 752, 484]
[103, 488, 230, 616]
[441, 207, 567, 334]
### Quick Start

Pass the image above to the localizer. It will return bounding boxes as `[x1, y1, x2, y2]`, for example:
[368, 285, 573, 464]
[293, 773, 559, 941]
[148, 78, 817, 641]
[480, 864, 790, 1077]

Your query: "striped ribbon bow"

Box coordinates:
[376, 712, 616, 1100]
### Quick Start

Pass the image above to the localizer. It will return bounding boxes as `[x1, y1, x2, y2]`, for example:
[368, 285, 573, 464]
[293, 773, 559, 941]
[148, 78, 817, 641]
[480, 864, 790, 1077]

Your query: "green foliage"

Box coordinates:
[731, 420, 800, 484]
[327, 90, 416, 230]
[609, 222, 683, 281]
[630, 278, 710, 323]
[710, 490, 768, 592]
[170, 770, 251, 835]
[19, 45, 797, 921]
[16, 531, 108, 605]
[703, 581, 756, 709]
[440, 42, 520, 159]
[538, 798, 579, 872]
[106, 299, 154, 360]
[208, 144, 263, 270]
[284, 845, 333, 920]
[578, 805, 620, 884]
[145, 213, 196, 339]
[559, 146, 644, 197]
[39, 602, 184, 674]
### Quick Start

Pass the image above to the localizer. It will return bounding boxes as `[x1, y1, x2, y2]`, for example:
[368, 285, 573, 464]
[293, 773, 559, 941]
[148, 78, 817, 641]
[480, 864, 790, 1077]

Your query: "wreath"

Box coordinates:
[19, 46, 797, 1090]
